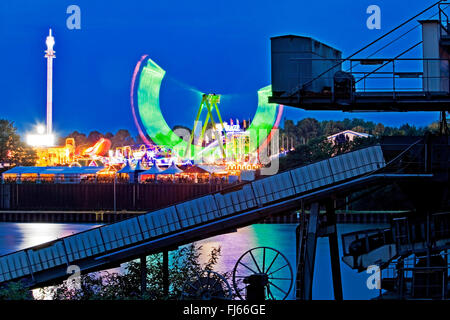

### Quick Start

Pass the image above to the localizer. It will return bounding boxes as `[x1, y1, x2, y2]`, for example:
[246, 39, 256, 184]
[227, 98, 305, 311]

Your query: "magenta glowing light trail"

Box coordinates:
[130, 54, 153, 147]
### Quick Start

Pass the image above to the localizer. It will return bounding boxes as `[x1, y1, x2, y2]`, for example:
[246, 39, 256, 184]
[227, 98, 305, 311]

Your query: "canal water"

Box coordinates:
[0, 222, 388, 300]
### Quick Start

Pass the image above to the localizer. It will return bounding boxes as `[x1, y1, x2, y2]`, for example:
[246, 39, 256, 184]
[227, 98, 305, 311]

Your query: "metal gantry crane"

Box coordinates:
[269, 2, 450, 134]
[269, 1, 450, 300]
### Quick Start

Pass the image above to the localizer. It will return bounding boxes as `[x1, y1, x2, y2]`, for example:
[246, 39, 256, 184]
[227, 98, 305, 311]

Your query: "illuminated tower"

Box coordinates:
[45, 28, 55, 135]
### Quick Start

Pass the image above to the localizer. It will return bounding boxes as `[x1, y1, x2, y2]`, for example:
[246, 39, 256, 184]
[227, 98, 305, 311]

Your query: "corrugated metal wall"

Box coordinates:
[0, 183, 224, 211]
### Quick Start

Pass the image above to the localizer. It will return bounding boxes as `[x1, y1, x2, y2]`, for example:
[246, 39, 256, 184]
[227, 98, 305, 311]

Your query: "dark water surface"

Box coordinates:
[0, 222, 388, 300]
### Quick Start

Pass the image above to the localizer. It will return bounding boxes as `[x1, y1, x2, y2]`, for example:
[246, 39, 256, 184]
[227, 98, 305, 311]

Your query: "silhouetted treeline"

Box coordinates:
[278, 117, 440, 171]
[59, 129, 146, 150]
[277, 117, 440, 211]
[279, 117, 440, 147]
[0, 119, 37, 170]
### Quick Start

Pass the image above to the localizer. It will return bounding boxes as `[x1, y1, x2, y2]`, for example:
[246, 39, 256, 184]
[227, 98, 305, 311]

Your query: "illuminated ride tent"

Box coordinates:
[1, 166, 103, 184]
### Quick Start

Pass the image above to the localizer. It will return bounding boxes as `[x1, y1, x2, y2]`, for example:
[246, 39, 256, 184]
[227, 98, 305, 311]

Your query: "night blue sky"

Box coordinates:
[0, 0, 443, 138]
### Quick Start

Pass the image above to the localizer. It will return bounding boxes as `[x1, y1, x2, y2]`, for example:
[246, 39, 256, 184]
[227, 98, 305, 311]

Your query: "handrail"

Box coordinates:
[289, 57, 450, 93]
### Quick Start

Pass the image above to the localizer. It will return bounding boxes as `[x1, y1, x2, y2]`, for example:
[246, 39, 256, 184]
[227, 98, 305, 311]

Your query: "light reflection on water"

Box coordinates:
[195, 223, 390, 300]
[0, 222, 388, 300]
[0, 223, 102, 256]
[0, 223, 102, 300]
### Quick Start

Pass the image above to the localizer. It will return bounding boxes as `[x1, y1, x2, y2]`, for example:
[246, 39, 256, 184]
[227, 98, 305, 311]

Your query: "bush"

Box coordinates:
[39, 243, 229, 300]
[0, 281, 33, 300]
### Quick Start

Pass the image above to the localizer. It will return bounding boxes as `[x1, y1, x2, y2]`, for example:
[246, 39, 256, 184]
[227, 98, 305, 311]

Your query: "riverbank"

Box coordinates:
[263, 210, 406, 224]
[0, 210, 406, 224]
[0, 210, 144, 223]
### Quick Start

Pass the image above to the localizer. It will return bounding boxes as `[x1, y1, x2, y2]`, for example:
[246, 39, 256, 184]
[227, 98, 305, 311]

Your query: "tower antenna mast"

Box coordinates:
[45, 28, 55, 135]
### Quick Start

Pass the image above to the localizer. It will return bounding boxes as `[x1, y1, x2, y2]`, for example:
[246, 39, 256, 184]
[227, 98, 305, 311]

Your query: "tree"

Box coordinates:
[428, 121, 440, 133]
[0, 119, 37, 168]
[351, 125, 366, 133]
[283, 119, 299, 146]
[111, 129, 135, 148]
[398, 123, 423, 136]
[373, 123, 385, 136]
[86, 131, 104, 145]
[65, 131, 88, 147]
[279, 134, 378, 172]
[322, 120, 344, 136]
[39, 243, 229, 300]
[279, 136, 334, 171]
[0, 281, 33, 300]
[296, 118, 320, 145]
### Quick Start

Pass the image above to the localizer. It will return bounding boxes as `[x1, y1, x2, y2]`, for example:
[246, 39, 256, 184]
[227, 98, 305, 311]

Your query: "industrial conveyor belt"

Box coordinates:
[0, 146, 390, 288]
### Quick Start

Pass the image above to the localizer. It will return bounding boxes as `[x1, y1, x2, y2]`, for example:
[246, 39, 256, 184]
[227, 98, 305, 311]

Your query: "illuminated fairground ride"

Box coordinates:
[130, 55, 284, 166]
[33, 56, 284, 174]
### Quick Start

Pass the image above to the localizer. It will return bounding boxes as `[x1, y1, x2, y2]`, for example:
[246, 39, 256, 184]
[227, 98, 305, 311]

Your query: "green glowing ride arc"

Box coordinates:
[135, 57, 281, 160]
